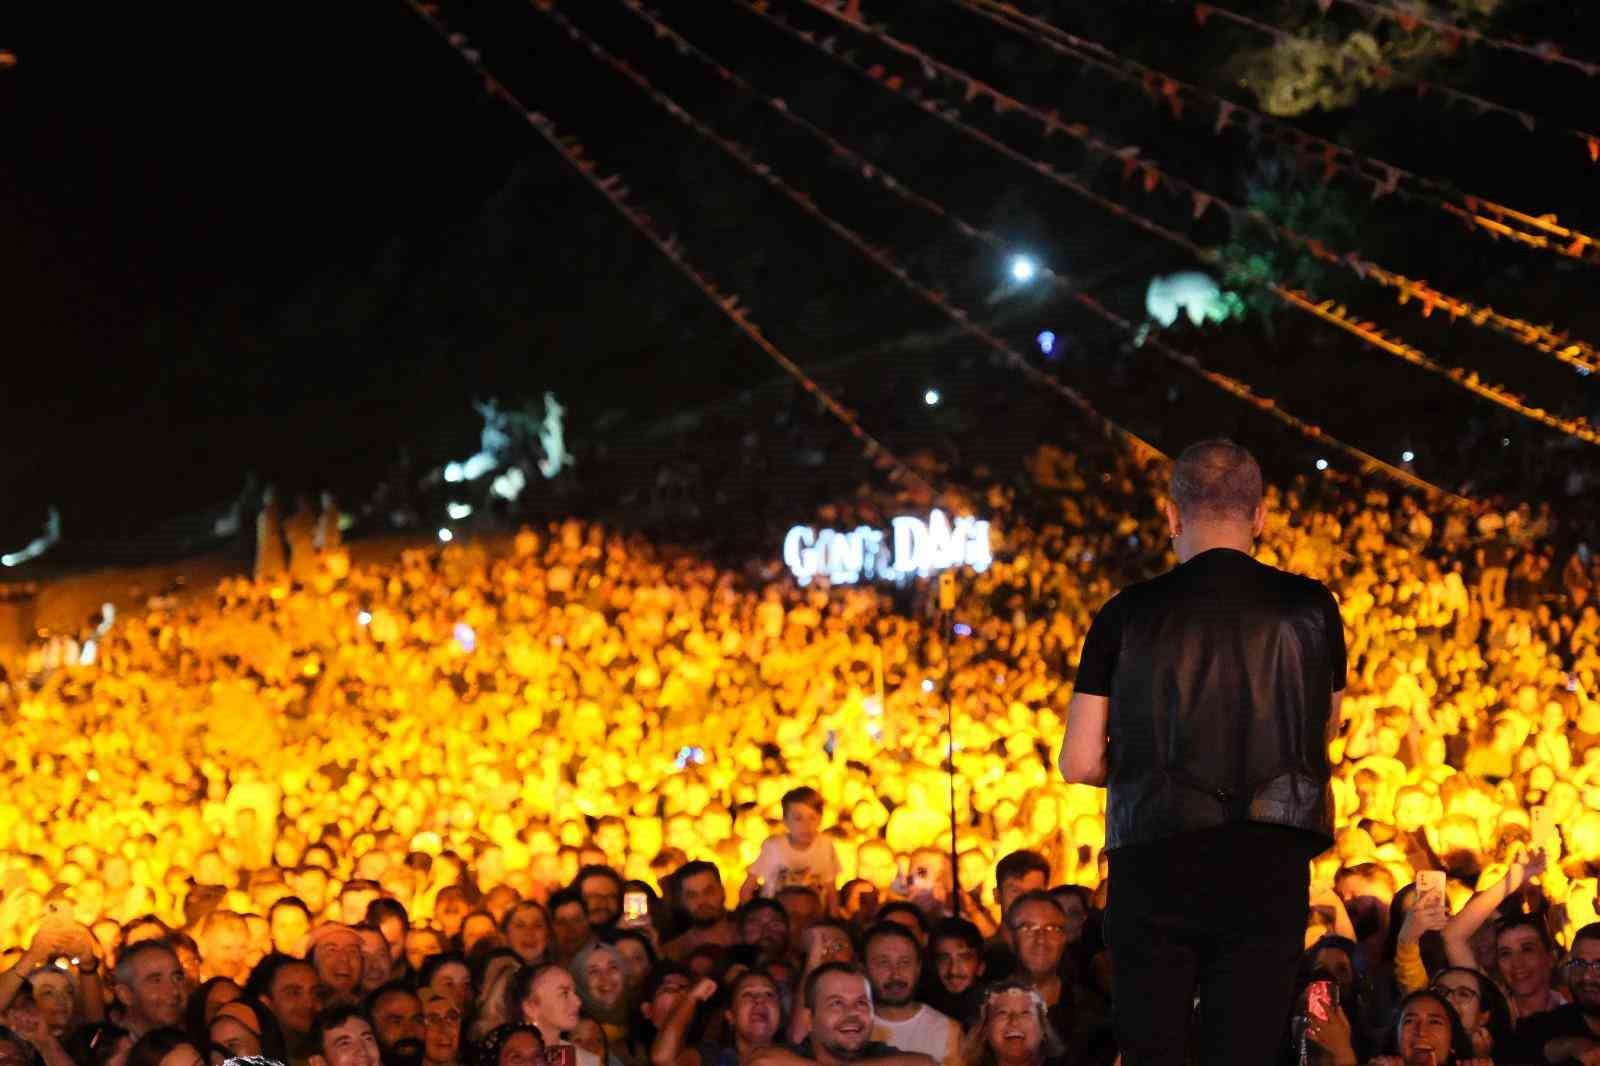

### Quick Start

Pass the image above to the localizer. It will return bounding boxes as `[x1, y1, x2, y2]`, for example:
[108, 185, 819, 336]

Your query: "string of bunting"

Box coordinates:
[732, 0, 1600, 448]
[1194, 1, 1600, 165]
[1280, 289, 1600, 446]
[767, 0, 1600, 376]
[614, 0, 1462, 500]
[401, 0, 939, 499]
[1316, 0, 1600, 79]
[530, 0, 1170, 470]
[950, 0, 1600, 265]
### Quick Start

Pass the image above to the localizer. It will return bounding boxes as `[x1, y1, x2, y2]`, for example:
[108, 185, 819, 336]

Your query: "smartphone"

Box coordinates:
[545, 1046, 576, 1066]
[1532, 805, 1558, 848]
[1306, 979, 1335, 1023]
[623, 890, 649, 924]
[1416, 870, 1446, 904]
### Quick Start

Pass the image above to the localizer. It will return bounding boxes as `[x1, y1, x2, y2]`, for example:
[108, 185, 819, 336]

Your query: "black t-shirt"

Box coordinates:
[1508, 1003, 1600, 1064]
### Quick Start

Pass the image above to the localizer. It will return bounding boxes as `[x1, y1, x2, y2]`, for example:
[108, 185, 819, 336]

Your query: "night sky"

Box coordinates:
[4, 0, 1599, 555]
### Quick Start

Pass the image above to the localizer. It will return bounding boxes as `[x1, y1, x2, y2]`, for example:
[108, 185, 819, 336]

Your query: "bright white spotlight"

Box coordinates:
[921, 678, 936, 693]
[438, 528, 453, 543]
[1009, 255, 1038, 283]
[357, 611, 372, 626]
[443, 462, 465, 484]
[1315, 459, 1329, 471]
[1401, 450, 1415, 463]
[924, 389, 941, 407]
[447, 502, 473, 520]
[1037, 330, 1056, 355]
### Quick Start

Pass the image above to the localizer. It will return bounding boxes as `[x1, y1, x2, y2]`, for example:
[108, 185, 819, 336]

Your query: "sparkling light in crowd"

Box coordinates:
[447, 502, 474, 520]
[438, 528, 454, 543]
[357, 611, 372, 626]
[1037, 330, 1056, 356]
[1009, 255, 1038, 283]
[924, 389, 941, 407]
[1315, 459, 1329, 471]
[1402, 450, 1416, 463]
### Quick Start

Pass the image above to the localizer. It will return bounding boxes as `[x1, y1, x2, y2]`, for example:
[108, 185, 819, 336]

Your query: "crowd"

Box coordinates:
[4, 437, 1600, 1066]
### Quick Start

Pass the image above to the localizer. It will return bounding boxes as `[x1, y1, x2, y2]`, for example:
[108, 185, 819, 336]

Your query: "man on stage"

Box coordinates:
[1059, 439, 1345, 1065]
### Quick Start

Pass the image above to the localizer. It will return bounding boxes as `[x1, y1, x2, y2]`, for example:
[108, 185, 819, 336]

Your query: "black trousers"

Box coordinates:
[1105, 825, 1314, 1066]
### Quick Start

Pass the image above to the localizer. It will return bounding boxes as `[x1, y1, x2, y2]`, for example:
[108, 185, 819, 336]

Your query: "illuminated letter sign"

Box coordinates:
[784, 510, 991, 586]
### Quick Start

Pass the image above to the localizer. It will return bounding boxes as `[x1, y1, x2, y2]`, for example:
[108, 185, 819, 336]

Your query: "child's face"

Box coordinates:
[783, 803, 822, 846]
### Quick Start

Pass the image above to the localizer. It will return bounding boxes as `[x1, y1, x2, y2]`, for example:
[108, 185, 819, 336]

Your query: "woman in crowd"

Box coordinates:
[125, 1030, 204, 1066]
[474, 1025, 544, 1066]
[1430, 968, 1512, 1063]
[959, 981, 1068, 1066]
[572, 944, 638, 1066]
[501, 905, 552, 968]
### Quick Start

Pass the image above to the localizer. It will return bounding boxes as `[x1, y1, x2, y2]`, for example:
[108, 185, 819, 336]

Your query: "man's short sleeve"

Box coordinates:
[1073, 593, 1124, 697]
[1323, 587, 1347, 691]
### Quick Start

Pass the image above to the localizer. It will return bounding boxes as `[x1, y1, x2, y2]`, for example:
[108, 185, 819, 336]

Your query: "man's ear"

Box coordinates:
[310, 1055, 328, 1066]
[1252, 501, 1266, 538]
[113, 983, 132, 1012]
[1164, 500, 1182, 539]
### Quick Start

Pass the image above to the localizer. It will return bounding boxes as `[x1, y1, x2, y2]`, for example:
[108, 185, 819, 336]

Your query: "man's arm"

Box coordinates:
[1326, 690, 1344, 753]
[1059, 693, 1110, 786]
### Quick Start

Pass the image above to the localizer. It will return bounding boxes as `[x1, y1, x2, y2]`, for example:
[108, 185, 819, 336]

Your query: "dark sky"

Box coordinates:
[4, 0, 1599, 554]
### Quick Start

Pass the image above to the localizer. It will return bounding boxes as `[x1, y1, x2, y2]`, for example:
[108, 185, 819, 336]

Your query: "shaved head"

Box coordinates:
[1170, 439, 1262, 522]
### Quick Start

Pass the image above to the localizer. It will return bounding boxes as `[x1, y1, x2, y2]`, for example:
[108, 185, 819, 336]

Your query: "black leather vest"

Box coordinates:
[1102, 548, 1339, 852]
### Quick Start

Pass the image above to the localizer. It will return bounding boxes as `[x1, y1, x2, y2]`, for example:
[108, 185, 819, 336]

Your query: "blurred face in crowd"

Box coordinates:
[727, 975, 781, 1046]
[265, 960, 319, 1035]
[932, 936, 983, 996]
[680, 872, 727, 928]
[405, 930, 445, 972]
[1008, 900, 1068, 980]
[551, 902, 591, 959]
[505, 904, 550, 964]
[865, 934, 920, 1008]
[434, 894, 470, 939]
[1432, 972, 1485, 1033]
[1496, 926, 1555, 1000]
[117, 946, 186, 1032]
[1566, 938, 1600, 1012]
[460, 914, 499, 955]
[783, 803, 822, 849]
[643, 971, 692, 1028]
[427, 961, 472, 1013]
[984, 989, 1045, 1065]
[360, 928, 393, 991]
[29, 971, 74, 1034]
[583, 951, 625, 1012]
[998, 870, 1048, 918]
[1311, 946, 1356, 999]
[272, 906, 311, 955]
[210, 1006, 265, 1060]
[495, 1031, 542, 1066]
[781, 891, 823, 941]
[155, 1042, 204, 1066]
[740, 905, 789, 963]
[421, 997, 461, 1066]
[315, 931, 366, 1000]
[342, 886, 381, 926]
[521, 968, 582, 1037]
[370, 989, 425, 1066]
[810, 971, 874, 1059]
[314, 1015, 380, 1066]
[614, 938, 651, 989]
[1397, 997, 1454, 1066]
[578, 876, 621, 929]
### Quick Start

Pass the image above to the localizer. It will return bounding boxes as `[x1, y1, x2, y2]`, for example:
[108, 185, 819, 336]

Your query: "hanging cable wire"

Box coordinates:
[526, 0, 1171, 469]
[401, 0, 941, 500]
[729, 0, 1600, 447]
[769, 0, 1600, 377]
[947, 0, 1599, 265]
[1193, 1, 1600, 165]
[611, 0, 1464, 501]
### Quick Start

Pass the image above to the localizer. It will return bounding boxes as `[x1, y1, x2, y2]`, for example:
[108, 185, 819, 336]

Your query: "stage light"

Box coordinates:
[924, 389, 941, 407]
[921, 678, 936, 693]
[1402, 450, 1415, 463]
[1009, 255, 1038, 283]
[454, 622, 476, 653]
[1502, 437, 1511, 446]
[438, 528, 453, 543]
[1315, 459, 1329, 471]
[1037, 330, 1056, 356]
[953, 622, 972, 637]
[447, 502, 473, 520]
[357, 611, 372, 626]
[444, 462, 465, 484]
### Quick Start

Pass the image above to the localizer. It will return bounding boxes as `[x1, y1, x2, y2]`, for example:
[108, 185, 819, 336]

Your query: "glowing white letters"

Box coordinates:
[784, 509, 992, 587]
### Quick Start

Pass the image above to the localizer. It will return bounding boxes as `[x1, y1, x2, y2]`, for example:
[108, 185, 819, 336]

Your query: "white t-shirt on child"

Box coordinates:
[748, 834, 840, 897]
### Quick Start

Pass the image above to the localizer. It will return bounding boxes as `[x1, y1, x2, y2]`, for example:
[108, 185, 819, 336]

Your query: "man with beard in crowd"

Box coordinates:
[1061, 439, 1343, 1066]
[310, 926, 367, 1008]
[926, 920, 986, 1030]
[736, 900, 791, 971]
[863, 924, 960, 1066]
[1509, 922, 1600, 1062]
[751, 964, 933, 1066]
[111, 941, 186, 1039]
[366, 985, 426, 1066]
[664, 863, 737, 963]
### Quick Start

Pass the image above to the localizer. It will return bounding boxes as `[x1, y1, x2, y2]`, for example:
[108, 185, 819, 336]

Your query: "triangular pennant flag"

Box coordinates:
[1214, 100, 1234, 134]
[1371, 164, 1400, 199]
[1161, 78, 1184, 120]
[1192, 191, 1212, 219]
[1142, 165, 1160, 193]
